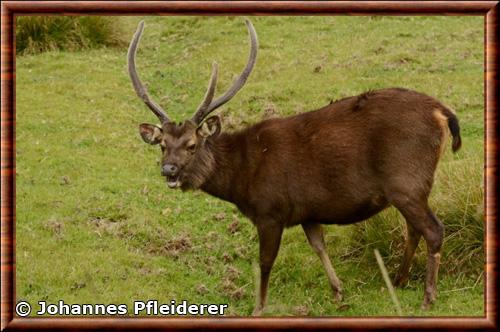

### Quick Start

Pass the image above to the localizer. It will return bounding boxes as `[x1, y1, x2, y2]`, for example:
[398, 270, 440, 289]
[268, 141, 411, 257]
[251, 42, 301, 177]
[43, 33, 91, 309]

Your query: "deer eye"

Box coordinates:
[187, 143, 196, 153]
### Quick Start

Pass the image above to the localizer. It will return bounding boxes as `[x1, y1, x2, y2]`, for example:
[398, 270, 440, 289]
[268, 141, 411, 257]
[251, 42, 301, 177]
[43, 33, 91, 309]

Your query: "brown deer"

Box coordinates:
[127, 20, 461, 315]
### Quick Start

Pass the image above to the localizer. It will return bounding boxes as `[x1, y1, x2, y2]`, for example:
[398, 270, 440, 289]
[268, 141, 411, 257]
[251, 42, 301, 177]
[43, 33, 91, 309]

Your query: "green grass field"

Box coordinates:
[16, 16, 484, 316]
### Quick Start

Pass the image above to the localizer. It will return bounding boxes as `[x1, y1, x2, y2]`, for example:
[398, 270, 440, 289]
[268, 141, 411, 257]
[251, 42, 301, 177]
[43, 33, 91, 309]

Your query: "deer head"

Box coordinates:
[128, 20, 258, 189]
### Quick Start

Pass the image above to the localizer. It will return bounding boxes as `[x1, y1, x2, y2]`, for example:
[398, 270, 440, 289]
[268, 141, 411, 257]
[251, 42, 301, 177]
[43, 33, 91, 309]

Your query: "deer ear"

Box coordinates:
[197, 116, 221, 138]
[139, 123, 162, 145]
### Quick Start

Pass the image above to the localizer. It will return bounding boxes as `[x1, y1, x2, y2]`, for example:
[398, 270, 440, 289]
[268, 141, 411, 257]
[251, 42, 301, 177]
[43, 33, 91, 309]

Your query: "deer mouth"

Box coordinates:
[166, 175, 181, 189]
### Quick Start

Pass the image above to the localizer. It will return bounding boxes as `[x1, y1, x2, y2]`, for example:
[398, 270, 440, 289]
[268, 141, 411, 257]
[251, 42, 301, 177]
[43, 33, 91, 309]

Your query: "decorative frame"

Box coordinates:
[1, 1, 497, 330]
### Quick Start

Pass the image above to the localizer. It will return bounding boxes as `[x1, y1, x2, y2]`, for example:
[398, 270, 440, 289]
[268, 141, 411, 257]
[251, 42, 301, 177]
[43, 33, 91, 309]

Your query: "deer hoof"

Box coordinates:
[251, 307, 263, 316]
[393, 275, 408, 288]
[334, 290, 343, 302]
[421, 296, 435, 311]
[421, 301, 431, 311]
[421, 291, 437, 310]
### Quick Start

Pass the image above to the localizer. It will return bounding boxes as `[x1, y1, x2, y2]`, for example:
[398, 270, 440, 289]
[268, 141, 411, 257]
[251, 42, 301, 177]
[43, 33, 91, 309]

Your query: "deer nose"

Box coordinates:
[162, 164, 178, 176]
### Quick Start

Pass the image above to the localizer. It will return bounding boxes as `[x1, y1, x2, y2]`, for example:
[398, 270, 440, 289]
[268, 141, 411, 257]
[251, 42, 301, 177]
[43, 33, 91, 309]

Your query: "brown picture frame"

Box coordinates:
[1, 1, 497, 330]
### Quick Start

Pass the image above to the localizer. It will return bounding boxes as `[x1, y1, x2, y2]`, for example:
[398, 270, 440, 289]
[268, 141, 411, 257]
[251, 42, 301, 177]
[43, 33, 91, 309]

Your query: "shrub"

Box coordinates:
[16, 16, 125, 55]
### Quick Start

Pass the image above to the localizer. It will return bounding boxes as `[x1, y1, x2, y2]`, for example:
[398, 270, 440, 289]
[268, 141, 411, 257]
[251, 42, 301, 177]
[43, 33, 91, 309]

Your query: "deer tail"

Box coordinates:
[440, 107, 462, 153]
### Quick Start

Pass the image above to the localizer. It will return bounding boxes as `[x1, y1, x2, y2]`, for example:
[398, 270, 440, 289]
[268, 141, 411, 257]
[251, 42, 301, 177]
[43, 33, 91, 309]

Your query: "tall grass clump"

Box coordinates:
[346, 145, 484, 277]
[16, 16, 126, 55]
[432, 147, 484, 275]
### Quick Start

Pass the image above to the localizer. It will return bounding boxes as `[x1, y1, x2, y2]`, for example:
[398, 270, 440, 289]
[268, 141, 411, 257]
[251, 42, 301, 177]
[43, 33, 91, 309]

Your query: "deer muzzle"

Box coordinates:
[162, 164, 181, 189]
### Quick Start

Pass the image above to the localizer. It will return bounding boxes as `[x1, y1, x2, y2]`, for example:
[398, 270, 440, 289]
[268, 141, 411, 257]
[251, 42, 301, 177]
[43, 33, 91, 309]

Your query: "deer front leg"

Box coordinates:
[252, 219, 283, 316]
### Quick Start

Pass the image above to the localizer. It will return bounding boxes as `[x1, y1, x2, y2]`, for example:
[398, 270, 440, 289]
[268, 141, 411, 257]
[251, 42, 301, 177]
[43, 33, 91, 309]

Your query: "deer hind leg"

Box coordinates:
[394, 222, 422, 287]
[302, 223, 343, 301]
[252, 220, 283, 316]
[391, 197, 444, 310]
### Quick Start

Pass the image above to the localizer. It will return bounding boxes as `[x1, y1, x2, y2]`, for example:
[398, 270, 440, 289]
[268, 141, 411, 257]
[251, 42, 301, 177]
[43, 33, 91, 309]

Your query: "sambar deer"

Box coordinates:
[127, 20, 461, 315]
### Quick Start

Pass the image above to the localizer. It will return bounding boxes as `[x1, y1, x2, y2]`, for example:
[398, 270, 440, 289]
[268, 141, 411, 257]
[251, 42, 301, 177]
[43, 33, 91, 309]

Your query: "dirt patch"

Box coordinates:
[222, 252, 234, 263]
[204, 256, 216, 266]
[45, 219, 64, 238]
[60, 175, 71, 185]
[225, 266, 241, 281]
[70, 282, 86, 291]
[165, 236, 191, 251]
[89, 217, 122, 237]
[263, 102, 279, 119]
[235, 245, 250, 260]
[213, 212, 226, 222]
[229, 287, 245, 300]
[43, 218, 64, 238]
[227, 217, 240, 234]
[196, 284, 209, 295]
[145, 234, 192, 258]
[313, 65, 322, 73]
[162, 235, 192, 256]
[220, 279, 245, 300]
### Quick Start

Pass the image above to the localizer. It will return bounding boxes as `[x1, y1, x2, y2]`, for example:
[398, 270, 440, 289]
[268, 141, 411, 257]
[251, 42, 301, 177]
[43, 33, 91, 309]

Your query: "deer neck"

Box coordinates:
[200, 132, 244, 204]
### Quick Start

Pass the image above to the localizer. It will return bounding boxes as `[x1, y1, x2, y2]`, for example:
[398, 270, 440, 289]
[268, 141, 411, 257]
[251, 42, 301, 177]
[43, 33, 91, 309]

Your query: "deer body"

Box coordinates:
[201, 88, 455, 227]
[127, 20, 461, 315]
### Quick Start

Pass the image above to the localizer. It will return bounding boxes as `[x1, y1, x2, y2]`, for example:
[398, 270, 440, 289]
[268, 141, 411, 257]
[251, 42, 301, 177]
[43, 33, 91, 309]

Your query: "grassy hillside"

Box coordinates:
[16, 16, 484, 316]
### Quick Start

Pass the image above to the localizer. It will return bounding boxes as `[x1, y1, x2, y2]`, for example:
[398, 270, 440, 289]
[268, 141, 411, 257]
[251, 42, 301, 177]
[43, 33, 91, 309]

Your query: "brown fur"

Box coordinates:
[141, 87, 462, 314]
[198, 89, 458, 225]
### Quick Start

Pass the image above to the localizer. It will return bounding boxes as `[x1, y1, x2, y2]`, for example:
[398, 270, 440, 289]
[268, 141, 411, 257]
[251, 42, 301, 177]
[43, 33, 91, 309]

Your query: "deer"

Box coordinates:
[127, 20, 462, 315]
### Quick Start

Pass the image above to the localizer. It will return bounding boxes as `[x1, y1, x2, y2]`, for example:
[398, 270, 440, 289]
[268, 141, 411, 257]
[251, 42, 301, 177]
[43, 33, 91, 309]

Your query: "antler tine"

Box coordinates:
[128, 21, 170, 124]
[193, 62, 218, 123]
[191, 19, 258, 125]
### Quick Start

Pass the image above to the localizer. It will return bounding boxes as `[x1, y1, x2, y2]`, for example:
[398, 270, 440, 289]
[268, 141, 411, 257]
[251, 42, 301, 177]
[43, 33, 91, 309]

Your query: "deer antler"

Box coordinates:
[128, 21, 170, 124]
[194, 62, 218, 117]
[191, 19, 258, 125]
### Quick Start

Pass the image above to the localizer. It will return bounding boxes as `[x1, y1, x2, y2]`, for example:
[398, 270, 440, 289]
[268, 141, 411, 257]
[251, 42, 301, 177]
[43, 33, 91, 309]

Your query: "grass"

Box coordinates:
[15, 16, 484, 316]
[16, 16, 126, 55]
